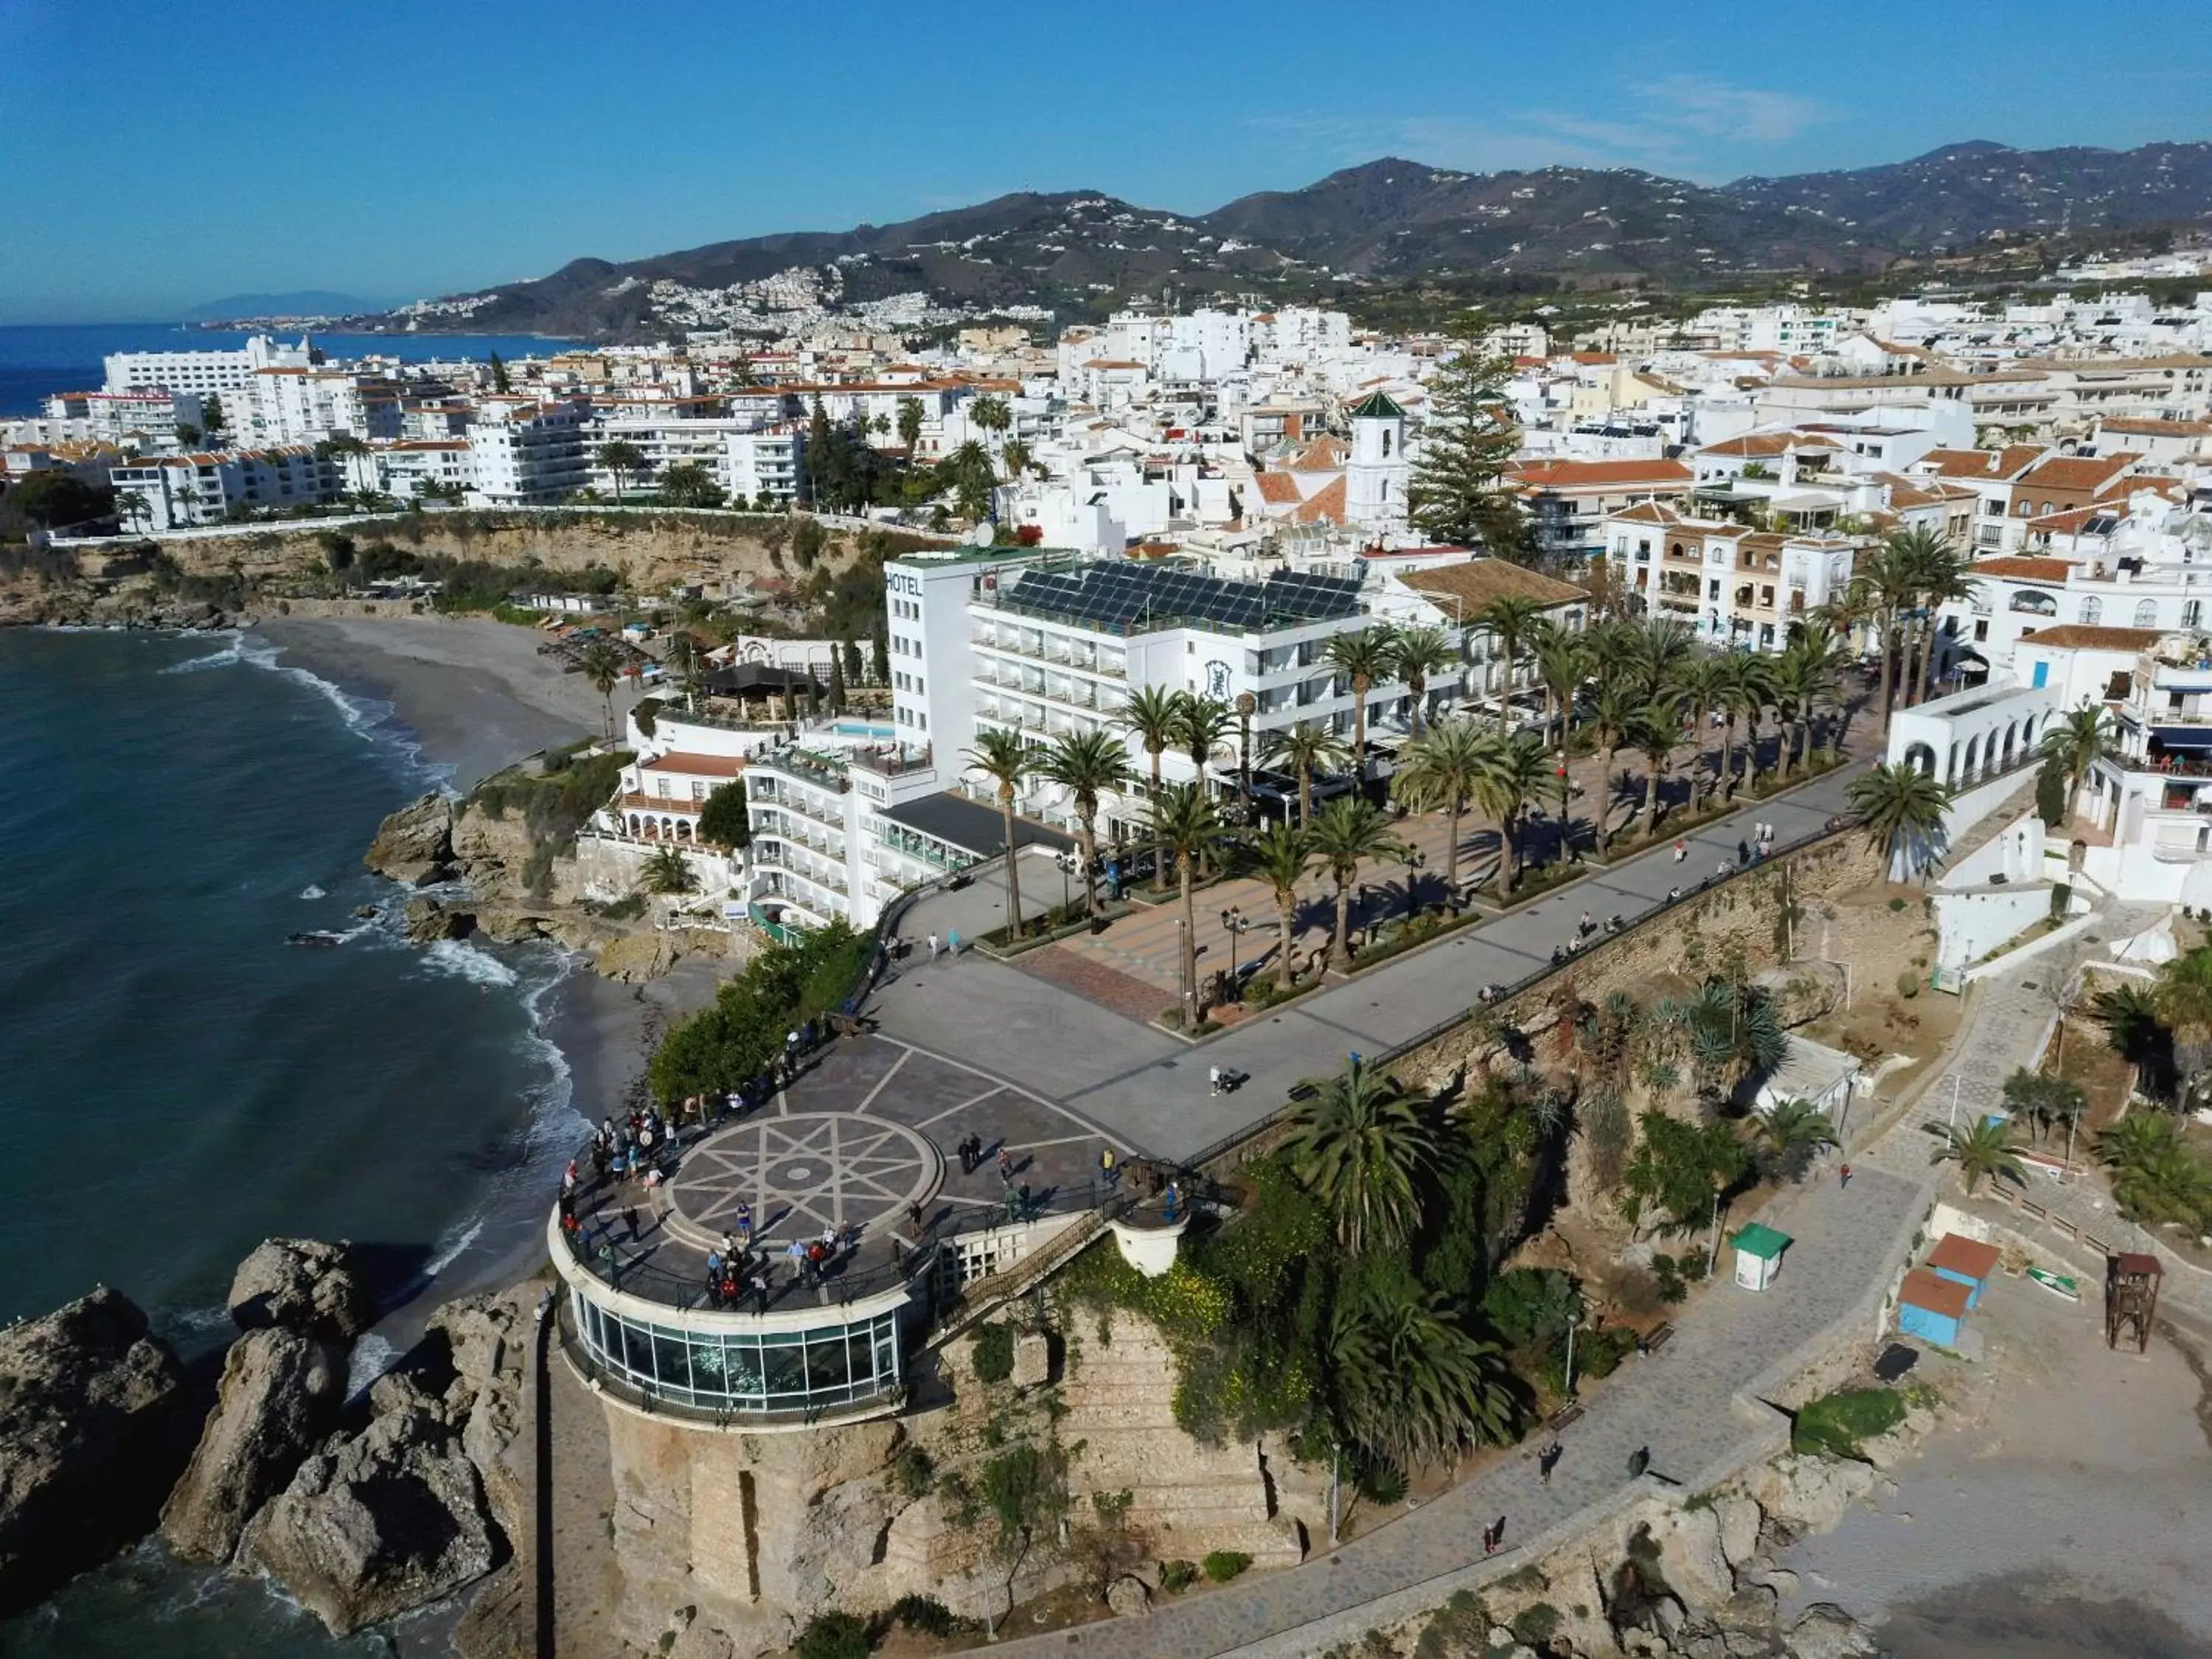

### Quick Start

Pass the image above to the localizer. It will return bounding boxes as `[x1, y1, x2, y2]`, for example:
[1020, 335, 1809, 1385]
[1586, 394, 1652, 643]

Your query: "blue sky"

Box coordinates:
[2, 0, 2207, 323]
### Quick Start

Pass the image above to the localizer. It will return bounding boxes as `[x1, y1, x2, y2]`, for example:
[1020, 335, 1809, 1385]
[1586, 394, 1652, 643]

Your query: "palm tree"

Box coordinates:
[2096, 1112, 2180, 1177]
[1628, 699, 1683, 838]
[1714, 653, 1772, 796]
[2153, 946, 2212, 1104]
[1036, 730, 1131, 917]
[580, 641, 623, 740]
[1325, 627, 1398, 781]
[1149, 782, 1231, 1019]
[1899, 530, 1970, 706]
[1532, 630, 1589, 753]
[1472, 597, 1547, 729]
[1392, 718, 1493, 897]
[1630, 617, 1695, 697]
[942, 440, 996, 521]
[1000, 438, 1033, 481]
[2090, 981, 2169, 1082]
[114, 489, 151, 532]
[1848, 762, 1952, 882]
[968, 394, 1012, 438]
[2038, 706, 2115, 822]
[1283, 1058, 1436, 1253]
[896, 397, 924, 451]
[1308, 795, 1404, 969]
[1262, 720, 1350, 827]
[1328, 1279, 1519, 1467]
[1246, 821, 1317, 985]
[1767, 641, 1832, 779]
[1848, 539, 1919, 725]
[595, 439, 647, 504]
[1930, 1115, 2028, 1196]
[1118, 686, 1183, 890]
[1390, 625, 1459, 741]
[1172, 693, 1235, 781]
[1585, 681, 1642, 856]
[1749, 1098, 1839, 1183]
[1474, 730, 1550, 902]
[638, 844, 698, 897]
[2110, 1140, 2212, 1229]
[964, 728, 1035, 939]
[1671, 655, 1726, 810]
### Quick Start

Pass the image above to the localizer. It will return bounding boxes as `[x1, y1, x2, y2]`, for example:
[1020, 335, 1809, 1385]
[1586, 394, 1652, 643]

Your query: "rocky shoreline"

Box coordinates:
[0, 1240, 532, 1638]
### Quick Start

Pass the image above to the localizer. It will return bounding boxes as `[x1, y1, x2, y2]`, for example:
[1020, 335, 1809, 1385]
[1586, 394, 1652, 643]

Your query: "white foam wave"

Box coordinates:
[298, 883, 327, 900]
[425, 1217, 484, 1278]
[419, 938, 521, 987]
[170, 1302, 234, 1334]
[161, 635, 251, 673]
[346, 1333, 397, 1402]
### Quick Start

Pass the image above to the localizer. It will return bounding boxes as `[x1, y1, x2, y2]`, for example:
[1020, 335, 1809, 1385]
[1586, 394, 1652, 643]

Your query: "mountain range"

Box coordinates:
[365, 139, 2212, 339]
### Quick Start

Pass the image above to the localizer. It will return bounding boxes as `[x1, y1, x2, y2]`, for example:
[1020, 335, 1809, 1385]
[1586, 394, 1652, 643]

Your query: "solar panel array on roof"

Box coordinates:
[998, 563, 1363, 634]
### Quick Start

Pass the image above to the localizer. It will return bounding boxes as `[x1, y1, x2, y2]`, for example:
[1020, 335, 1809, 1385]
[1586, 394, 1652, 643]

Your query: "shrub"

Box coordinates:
[1793, 1386, 1905, 1458]
[1896, 970, 1920, 999]
[1355, 1455, 1408, 1505]
[889, 1594, 959, 1636]
[1888, 897, 1907, 912]
[891, 1444, 935, 1500]
[971, 1323, 1015, 1385]
[1203, 1549, 1253, 1583]
[1511, 1602, 1563, 1646]
[1161, 1559, 1198, 1593]
[792, 1611, 871, 1659]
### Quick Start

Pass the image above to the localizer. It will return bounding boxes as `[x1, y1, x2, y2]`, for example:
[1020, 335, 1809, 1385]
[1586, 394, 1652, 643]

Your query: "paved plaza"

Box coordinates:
[569, 1034, 1130, 1310]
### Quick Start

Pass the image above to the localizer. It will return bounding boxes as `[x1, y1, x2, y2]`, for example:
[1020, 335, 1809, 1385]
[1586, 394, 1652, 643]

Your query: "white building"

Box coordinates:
[107, 446, 341, 529]
[1601, 504, 1861, 653]
[102, 333, 310, 399]
[23, 389, 205, 451]
[228, 366, 405, 446]
[466, 398, 591, 506]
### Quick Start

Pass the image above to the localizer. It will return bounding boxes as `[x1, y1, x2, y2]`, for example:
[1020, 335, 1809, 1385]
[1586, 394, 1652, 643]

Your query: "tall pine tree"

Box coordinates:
[1408, 316, 1523, 553]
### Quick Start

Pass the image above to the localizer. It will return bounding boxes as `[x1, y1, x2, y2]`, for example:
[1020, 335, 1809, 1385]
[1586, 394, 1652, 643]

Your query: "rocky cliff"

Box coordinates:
[0, 1288, 193, 1614]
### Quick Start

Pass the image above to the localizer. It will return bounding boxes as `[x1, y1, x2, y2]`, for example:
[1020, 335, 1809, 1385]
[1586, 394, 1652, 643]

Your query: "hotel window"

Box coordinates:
[2135, 600, 2158, 627]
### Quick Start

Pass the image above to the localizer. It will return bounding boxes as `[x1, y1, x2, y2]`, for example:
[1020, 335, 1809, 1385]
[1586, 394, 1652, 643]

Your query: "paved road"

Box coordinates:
[984, 1161, 1928, 1659]
[872, 764, 1867, 1158]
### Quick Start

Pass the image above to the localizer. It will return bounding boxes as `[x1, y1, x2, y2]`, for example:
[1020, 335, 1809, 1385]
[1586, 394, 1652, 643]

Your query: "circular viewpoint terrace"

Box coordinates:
[552, 1033, 1145, 1428]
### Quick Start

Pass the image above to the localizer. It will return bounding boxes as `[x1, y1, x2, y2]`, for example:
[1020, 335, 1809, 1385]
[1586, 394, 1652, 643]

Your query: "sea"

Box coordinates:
[0, 321, 581, 418]
[0, 627, 581, 1658]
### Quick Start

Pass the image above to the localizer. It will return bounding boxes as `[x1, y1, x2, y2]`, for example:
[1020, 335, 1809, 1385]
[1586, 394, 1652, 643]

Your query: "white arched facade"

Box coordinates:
[1886, 683, 2056, 790]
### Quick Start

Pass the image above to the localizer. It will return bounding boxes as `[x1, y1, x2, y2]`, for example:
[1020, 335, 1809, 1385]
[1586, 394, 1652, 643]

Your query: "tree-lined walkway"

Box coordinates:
[873, 762, 1866, 1158]
[984, 1163, 1928, 1658]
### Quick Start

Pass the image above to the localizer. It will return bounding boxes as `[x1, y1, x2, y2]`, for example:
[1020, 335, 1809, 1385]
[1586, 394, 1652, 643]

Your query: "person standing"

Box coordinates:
[947, 928, 961, 959]
[623, 1205, 641, 1242]
[927, 933, 940, 962]
[1539, 1441, 1562, 1485]
[1099, 1147, 1119, 1189]
[1839, 1162, 1852, 1190]
[997, 1145, 1013, 1183]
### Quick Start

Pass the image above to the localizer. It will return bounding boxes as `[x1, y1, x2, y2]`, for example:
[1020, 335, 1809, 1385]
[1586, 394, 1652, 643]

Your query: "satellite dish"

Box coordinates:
[970, 521, 995, 546]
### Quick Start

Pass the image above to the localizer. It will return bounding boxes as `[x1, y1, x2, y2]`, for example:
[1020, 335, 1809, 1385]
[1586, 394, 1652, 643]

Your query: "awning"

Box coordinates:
[876, 791, 1075, 858]
[2151, 726, 2212, 750]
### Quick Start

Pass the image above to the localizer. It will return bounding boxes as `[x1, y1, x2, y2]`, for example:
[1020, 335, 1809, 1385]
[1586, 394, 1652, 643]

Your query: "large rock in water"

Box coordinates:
[229, 1239, 372, 1342]
[159, 1328, 346, 1565]
[0, 1288, 192, 1614]
[237, 1404, 502, 1635]
[365, 793, 455, 886]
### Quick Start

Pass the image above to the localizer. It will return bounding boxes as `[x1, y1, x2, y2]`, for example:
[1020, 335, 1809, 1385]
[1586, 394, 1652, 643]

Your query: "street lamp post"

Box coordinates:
[1221, 905, 1249, 988]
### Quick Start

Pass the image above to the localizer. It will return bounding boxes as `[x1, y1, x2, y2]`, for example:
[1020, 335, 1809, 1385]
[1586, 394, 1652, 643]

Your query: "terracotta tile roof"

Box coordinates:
[1251, 472, 1301, 505]
[1399, 559, 1586, 612]
[1972, 556, 2075, 582]
[2026, 505, 2101, 533]
[1512, 458, 1694, 490]
[2010, 625, 2163, 650]
[2098, 417, 2212, 437]
[1291, 476, 1347, 524]
[1290, 436, 1349, 473]
[641, 752, 746, 778]
[2014, 453, 2139, 493]
[1921, 445, 2048, 479]
[1570, 352, 1618, 365]
[1700, 432, 1795, 458]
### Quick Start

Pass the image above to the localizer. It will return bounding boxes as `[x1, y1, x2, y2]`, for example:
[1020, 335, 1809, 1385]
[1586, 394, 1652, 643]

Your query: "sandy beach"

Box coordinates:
[248, 611, 713, 1341]
[1777, 1268, 2212, 1658]
[256, 613, 636, 790]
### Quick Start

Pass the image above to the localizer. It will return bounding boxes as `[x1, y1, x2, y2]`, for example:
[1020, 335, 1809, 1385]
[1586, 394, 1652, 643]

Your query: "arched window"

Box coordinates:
[2008, 590, 2056, 616]
[1381, 430, 1392, 457]
[2079, 596, 2102, 625]
[2135, 599, 2159, 627]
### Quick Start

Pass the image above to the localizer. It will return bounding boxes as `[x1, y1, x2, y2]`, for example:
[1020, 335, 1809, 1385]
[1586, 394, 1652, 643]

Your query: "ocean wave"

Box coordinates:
[425, 1217, 484, 1278]
[298, 883, 327, 900]
[345, 1334, 397, 1404]
[418, 939, 520, 987]
[170, 1302, 234, 1334]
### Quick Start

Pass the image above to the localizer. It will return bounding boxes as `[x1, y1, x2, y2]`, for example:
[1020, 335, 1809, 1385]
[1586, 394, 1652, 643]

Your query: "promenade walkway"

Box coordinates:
[984, 1161, 1929, 1658]
[872, 762, 1866, 1158]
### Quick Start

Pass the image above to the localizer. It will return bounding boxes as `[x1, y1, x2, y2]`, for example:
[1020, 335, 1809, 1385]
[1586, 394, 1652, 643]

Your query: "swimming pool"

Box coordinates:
[830, 720, 897, 740]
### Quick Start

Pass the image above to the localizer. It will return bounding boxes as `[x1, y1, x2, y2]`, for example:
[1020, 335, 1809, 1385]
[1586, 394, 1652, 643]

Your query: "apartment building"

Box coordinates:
[342, 438, 475, 500]
[465, 397, 591, 506]
[583, 415, 805, 504]
[1603, 503, 1860, 652]
[27, 388, 205, 451]
[1512, 457, 1694, 568]
[102, 333, 310, 398]
[108, 446, 341, 529]
[228, 366, 406, 446]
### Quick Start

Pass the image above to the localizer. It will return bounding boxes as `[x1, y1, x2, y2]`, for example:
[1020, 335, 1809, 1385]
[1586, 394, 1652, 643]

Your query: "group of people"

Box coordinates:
[588, 1109, 671, 1189]
[700, 1211, 855, 1310]
[919, 930, 964, 963]
[953, 1135, 1012, 1180]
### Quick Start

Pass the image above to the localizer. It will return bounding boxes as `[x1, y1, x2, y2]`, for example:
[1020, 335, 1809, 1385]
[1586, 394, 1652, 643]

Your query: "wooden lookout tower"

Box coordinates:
[2106, 1251, 2163, 1353]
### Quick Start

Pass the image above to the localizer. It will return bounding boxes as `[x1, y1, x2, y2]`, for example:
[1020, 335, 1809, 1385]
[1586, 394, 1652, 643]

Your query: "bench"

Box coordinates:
[1545, 1402, 1585, 1432]
[1287, 1082, 1321, 1102]
[1638, 1323, 1676, 1357]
